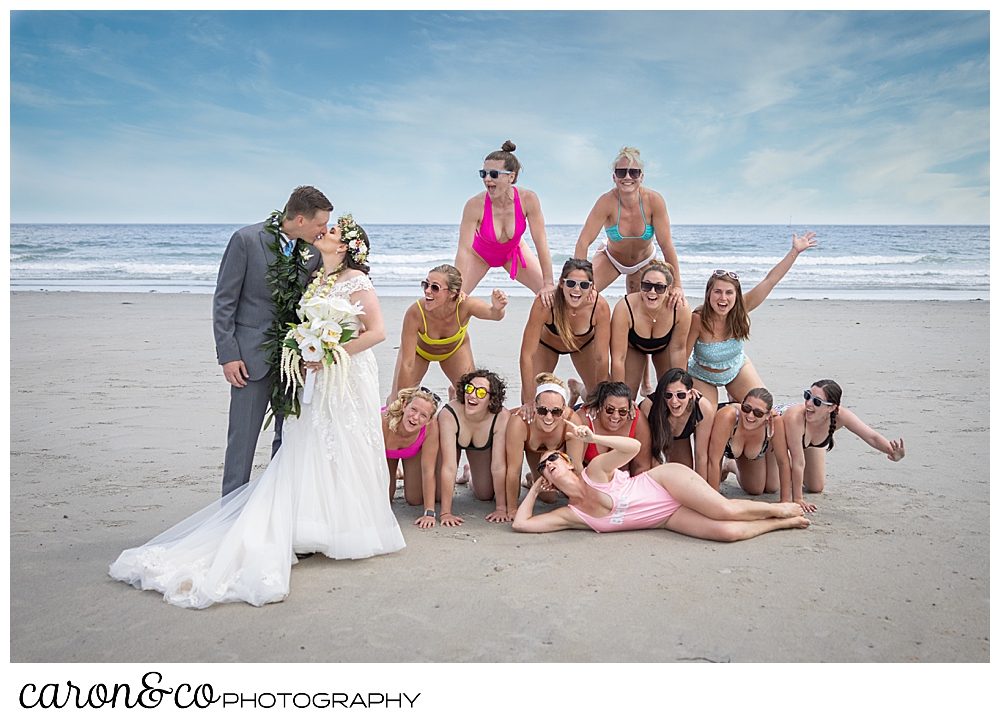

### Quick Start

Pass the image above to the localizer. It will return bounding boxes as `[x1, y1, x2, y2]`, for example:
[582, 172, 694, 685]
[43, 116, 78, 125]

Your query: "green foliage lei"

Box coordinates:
[263, 209, 311, 425]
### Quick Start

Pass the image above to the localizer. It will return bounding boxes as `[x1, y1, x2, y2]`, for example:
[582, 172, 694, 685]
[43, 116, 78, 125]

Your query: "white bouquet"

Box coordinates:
[280, 273, 363, 415]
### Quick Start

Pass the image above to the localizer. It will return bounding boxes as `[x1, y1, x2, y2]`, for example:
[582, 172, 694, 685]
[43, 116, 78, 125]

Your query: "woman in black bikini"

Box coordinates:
[518, 259, 611, 421]
[434, 369, 511, 526]
[502, 373, 587, 519]
[611, 261, 691, 400]
[640, 368, 714, 480]
[707, 387, 792, 501]
[780, 379, 905, 513]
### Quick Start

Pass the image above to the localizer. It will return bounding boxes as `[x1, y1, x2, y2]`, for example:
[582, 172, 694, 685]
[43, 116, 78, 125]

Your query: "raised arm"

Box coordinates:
[520, 189, 556, 307]
[744, 232, 818, 312]
[566, 424, 640, 484]
[609, 297, 631, 384]
[462, 288, 508, 322]
[838, 407, 906, 461]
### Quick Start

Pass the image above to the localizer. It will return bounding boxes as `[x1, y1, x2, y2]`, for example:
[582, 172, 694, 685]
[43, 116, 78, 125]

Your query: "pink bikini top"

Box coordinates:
[383, 408, 428, 460]
[475, 187, 527, 247]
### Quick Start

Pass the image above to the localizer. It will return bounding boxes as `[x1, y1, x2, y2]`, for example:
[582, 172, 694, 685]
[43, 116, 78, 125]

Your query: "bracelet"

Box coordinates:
[423, 510, 436, 518]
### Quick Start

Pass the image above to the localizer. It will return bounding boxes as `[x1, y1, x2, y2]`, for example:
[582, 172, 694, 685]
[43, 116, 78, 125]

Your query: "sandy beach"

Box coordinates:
[9, 291, 989, 664]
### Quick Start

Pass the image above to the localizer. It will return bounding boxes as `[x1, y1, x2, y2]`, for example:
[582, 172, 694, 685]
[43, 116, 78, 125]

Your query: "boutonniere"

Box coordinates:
[300, 246, 313, 263]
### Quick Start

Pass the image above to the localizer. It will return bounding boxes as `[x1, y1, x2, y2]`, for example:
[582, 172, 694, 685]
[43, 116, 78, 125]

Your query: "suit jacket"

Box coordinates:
[213, 222, 322, 381]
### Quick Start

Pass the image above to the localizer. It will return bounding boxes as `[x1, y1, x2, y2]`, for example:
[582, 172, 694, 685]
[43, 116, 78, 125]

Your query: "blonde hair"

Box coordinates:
[386, 387, 439, 433]
[612, 145, 644, 172]
[641, 260, 674, 287]
[428, 264, 462, 299]
[533, 372, 567, 402]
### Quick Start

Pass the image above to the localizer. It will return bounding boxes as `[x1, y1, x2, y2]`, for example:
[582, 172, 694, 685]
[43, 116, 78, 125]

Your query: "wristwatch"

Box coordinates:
[423, 510, 436, 518]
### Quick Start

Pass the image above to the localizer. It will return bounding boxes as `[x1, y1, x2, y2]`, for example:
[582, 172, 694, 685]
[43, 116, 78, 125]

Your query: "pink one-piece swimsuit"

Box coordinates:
[569, 468, 682, 533]
[382, 407, 428, 460]
[472, 187, 527, 280]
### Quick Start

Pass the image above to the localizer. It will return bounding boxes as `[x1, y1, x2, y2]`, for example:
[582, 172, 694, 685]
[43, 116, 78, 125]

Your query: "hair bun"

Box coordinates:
[501, 140, 516, 152]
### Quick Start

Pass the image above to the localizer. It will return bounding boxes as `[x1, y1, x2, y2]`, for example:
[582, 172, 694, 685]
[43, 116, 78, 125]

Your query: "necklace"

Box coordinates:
[643, 298, 662, 325]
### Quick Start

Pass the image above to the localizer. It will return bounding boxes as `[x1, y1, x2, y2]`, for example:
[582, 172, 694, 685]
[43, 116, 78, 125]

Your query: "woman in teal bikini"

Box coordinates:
[685, 231, 818, 436]
[574, 146, 682, 297]
[388, 264, 507, 404]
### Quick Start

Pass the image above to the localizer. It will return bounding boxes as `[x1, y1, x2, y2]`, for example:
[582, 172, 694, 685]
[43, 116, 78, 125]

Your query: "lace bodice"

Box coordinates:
[331, 273, 374, 300]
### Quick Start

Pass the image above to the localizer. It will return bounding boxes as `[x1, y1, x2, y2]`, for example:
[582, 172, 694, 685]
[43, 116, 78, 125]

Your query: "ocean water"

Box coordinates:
[9, 223, 990, 300]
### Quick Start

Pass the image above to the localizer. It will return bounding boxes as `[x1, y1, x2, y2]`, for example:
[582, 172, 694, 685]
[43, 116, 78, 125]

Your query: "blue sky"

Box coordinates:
[10, 10, 989, 224]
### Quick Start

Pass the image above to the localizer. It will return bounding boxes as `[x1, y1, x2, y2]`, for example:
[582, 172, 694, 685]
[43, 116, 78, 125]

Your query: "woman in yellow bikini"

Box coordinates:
[388, 264, 508, 404]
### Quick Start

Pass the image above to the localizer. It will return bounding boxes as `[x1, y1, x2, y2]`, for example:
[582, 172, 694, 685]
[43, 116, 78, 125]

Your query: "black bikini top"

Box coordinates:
[625, 296, 676, 354]
[673, 398, 703, 441]
[443, 404, 498, 451]
[544, 302, 597, 339]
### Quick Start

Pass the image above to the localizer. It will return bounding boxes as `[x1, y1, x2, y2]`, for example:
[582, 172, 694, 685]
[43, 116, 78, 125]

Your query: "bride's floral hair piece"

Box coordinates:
[339, 214, 370, 268]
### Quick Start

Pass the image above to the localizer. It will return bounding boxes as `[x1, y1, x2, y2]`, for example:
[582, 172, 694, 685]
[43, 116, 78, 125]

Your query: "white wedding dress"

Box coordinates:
[110, 275, 405, 608]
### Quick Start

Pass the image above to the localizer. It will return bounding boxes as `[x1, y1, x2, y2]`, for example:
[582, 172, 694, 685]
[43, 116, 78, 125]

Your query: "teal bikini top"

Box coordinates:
[606, 192, 655, 242]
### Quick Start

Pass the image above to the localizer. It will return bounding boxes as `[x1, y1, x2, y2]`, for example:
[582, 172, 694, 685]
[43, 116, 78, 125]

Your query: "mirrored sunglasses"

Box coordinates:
[463, 383, 489, 399]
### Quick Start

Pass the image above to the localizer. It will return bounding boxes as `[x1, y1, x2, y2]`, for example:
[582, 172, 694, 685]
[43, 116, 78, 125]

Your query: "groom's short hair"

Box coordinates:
[285, 186, 333, 220]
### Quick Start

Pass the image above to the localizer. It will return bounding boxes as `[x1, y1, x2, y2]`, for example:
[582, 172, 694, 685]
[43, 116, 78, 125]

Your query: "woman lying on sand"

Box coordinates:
[778, 379, 906, 513]
[512, 423, 809, 539]
[388, 264, 506, 403]
[382, 387, 440, 513]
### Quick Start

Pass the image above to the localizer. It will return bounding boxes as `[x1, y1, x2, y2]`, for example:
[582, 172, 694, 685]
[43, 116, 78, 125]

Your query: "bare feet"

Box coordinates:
[456, 463, 470, 486]
[639, 359, 655, 398]
[567, 378, 586, 407]
[520, 472, 535, 490]
[720, 458, 738, 483]
[774, 502, 805, 518]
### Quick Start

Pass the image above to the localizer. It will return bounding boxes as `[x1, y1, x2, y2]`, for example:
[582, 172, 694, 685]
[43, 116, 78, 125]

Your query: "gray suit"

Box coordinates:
[213, 222, 321, 497]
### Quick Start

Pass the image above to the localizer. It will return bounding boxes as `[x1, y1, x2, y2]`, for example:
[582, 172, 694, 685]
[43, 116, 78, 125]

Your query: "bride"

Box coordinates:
[110, 215, 404, 608]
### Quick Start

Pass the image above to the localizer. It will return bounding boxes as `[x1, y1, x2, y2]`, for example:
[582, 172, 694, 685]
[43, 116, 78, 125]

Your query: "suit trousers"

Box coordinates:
[221, 375, 284, 497]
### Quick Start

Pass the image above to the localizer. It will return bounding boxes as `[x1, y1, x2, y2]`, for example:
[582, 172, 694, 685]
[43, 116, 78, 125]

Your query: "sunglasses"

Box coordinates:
[714, 269, 740, 281]
[479, 169, 513, 179]
[603, 405, 630, 418]
[419, 386, 441, 403]
[535, 405, 565, 418]
[614, 168, 642, 179]
[803, 390, 835, 407]
[640, 281, 668, 294]
[562, 279, 593, 290]
[740, 403, 768, 419]
[464, 383, 490, 399]
[536, 451, 570, 474]
[421, 280, 444, 293]
[661, 391, 688, 400]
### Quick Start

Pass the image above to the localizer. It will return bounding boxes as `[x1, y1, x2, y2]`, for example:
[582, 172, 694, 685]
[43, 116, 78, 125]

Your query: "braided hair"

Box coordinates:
[811, 379, 842, 451]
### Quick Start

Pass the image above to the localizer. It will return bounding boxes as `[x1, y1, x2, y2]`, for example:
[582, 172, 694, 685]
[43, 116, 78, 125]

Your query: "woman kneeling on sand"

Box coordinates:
[435, 369, 511, 525]
[383, 387, 441, 513]
[388, 264, 507, 403]
[779, 379, 905, 513]
[512, 423, 808, 539]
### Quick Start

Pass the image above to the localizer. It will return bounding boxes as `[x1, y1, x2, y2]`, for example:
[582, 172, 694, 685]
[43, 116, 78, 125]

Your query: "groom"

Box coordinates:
[213, 186, 331, 497]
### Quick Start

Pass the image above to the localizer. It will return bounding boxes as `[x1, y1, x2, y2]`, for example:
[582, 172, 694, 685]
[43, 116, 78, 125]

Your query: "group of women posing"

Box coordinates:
[382, 140, 905, 536]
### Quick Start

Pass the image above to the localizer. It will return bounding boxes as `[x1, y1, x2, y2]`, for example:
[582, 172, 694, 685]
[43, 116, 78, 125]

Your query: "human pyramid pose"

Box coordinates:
[110, 142, 905, 609]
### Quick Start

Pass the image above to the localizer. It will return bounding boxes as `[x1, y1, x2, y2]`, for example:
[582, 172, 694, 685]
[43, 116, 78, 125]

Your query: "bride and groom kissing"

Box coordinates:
[110, 186, 404, 608]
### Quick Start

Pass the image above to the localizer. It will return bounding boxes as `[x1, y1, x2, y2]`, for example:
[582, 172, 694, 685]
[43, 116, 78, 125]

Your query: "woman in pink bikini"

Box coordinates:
[513, 423, 809, 540]
[455, 140, 557, 306]
[382, 387, 441, 521]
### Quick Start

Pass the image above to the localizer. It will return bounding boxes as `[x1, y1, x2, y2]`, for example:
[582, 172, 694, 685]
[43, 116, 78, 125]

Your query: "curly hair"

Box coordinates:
[385, 387, 440, 434]
[646, 368, 694, 464]
[457, 368, 506, 414]
[810, 379, 842, 451]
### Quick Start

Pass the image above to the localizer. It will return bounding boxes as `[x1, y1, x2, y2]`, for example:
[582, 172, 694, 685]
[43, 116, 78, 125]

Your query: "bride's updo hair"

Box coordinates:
[385, 387, 440, 433]
[339, 214, 371, 275]
[484, 140, 522, 183]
